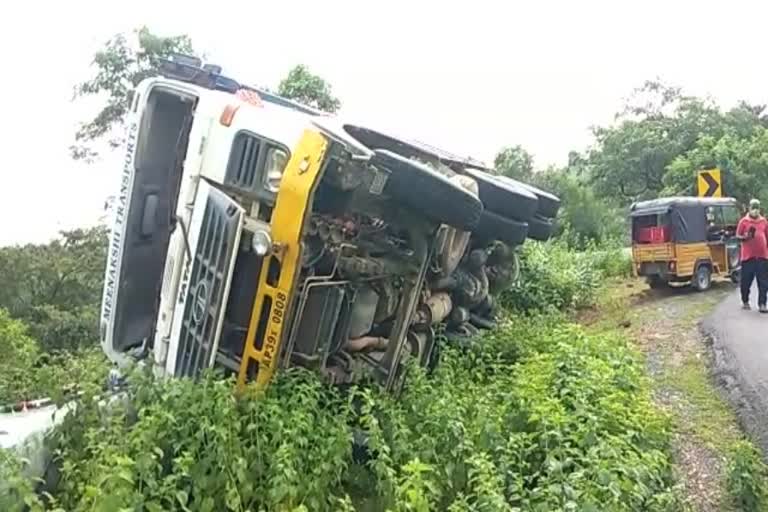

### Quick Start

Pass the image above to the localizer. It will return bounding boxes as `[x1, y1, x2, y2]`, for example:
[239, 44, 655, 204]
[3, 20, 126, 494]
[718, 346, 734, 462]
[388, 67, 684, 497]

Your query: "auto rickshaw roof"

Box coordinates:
[630, 196, 738, 217]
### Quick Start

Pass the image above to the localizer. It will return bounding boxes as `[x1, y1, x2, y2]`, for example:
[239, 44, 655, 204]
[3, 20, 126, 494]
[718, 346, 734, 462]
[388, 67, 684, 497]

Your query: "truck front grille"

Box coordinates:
[226, 133, 262, 191]
[175, 189, 241, 377]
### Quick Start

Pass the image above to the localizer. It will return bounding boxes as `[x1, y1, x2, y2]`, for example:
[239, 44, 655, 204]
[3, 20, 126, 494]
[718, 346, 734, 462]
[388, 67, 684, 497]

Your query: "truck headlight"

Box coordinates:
[265, 147, 289, 193]
[252, 230, 272, 256]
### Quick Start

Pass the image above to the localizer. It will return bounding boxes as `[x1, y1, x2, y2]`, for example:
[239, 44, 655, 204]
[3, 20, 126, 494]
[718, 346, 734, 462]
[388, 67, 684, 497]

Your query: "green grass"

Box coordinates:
[662, 359, 741, 451]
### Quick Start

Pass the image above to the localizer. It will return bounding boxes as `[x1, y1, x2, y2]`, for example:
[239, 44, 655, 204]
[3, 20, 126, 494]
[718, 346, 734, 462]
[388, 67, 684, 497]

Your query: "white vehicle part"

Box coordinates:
[198, 99, 309, 188]
[0, 402, 73, 486]
[165, 180, 244, 377]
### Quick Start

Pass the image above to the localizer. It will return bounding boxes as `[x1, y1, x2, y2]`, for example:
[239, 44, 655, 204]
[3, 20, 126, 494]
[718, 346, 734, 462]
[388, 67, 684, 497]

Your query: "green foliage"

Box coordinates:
[0, 314, 679, 511]
[0, 309, 107, 403]
[663, 128, 768, 204]
[278, 64, 342, 113]
[354, 319, 679, 511]
[494, 145, 535, 181]
[0, 304, 107, 404]
[726, 440, 768, 511]
[0, 450, 45, 512]
[587, 81, 725, 201]
[0, 309, 42, 403]
[72, 26, 195, 160]
[0, 227, 107, 351]
[502, 240, 630, 313]
[504, 241, 600, 312]
[583, 80, 768, 205]
[47, 368, 353, 511]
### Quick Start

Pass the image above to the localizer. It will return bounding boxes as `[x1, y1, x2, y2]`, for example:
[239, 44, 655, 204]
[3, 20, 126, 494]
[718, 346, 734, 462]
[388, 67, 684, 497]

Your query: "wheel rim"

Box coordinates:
[698, 269, 710, 288]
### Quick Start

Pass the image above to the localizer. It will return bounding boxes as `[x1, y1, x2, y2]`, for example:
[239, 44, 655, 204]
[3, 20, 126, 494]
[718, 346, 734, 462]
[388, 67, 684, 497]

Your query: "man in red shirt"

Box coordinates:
[737, 199, 768, 312]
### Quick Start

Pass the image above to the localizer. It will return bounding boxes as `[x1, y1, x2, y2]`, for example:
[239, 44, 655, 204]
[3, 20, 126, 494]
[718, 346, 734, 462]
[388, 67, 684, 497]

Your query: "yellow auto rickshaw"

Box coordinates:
[630, 197, 741, 290]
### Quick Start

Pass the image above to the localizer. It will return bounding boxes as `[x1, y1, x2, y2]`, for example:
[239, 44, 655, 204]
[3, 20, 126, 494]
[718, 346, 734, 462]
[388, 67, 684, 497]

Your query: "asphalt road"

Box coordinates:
[702, 284, 768, 453]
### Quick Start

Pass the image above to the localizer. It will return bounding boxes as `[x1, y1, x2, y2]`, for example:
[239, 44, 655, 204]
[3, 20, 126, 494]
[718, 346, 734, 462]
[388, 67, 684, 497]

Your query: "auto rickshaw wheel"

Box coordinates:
[647, 275, 667, 289]
[730, 269, 741, 284]
[692, 265, 712, 292]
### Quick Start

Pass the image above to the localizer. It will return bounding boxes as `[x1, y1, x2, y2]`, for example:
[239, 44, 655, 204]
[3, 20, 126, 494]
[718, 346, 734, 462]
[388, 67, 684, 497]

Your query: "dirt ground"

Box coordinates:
[582, 278, 743, 512]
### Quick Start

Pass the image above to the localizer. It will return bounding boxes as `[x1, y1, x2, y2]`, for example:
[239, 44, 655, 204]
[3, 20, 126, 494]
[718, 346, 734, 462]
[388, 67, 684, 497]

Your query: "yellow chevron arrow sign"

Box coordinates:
[697, 169, 722, 197]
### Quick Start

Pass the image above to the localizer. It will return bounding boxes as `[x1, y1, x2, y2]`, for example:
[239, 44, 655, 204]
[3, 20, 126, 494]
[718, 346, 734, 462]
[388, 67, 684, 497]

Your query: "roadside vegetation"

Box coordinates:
[581, 273, 768, 511]
[2, 239, 681, 511]
[3, 25, 768, 512]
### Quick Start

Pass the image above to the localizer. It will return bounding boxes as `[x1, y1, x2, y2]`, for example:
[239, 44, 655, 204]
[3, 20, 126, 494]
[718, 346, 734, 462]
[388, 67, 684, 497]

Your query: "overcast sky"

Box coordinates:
[1, 0, 767, 245]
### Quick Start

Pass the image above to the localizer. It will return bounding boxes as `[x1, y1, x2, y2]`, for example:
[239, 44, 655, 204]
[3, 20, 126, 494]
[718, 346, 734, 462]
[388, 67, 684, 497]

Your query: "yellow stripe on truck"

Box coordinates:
[237, 129, 328, 389]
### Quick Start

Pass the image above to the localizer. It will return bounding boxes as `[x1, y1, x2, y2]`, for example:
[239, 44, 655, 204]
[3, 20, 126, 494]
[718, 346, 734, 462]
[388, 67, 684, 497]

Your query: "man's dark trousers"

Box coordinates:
[741, 258, 768, 306]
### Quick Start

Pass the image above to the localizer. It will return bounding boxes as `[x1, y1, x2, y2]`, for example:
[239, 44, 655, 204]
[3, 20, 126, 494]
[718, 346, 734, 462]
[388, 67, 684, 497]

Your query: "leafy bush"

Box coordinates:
[1, 317, 680, 511]
[503, 240, 632, 314]
[726, 440, 768, 511]
[579, 241, 633, 280]
[47, 369, 354, 511]
[0, 450, 44, 512]
[0, 308, 107, 404]
[360, 320, 679, 511]
[0, 309, 43, 403]
[503, 241, 600, 312]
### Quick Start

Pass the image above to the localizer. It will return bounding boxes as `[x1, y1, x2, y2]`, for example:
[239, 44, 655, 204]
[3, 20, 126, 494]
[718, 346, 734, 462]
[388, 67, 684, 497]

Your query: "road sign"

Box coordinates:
[697, 169, 722, 197]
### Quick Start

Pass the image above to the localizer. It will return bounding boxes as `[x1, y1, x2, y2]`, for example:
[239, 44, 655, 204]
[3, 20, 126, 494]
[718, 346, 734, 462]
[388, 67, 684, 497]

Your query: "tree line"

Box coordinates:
[496, 81, 768, 246]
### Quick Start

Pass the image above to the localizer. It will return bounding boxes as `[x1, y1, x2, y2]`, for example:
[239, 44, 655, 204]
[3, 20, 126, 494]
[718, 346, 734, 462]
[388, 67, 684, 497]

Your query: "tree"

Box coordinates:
[586, 80, 733, 202]
[72, 27, 195, 161]
[663, 129, 768, 203]
[0, 227, 108, 351]
[493, 145, 535, 181]
[277, 65, 341, 113]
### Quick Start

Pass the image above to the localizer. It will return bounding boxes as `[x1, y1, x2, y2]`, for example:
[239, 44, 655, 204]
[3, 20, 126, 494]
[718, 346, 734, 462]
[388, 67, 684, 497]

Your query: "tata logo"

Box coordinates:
[191, 280, 211, 324]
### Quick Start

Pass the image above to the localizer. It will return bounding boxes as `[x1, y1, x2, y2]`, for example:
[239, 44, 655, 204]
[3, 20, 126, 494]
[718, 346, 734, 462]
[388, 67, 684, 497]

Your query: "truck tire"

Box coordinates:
[371, 150, 483, 231]
[473, 210, 529, 246]
[464, 169, 539, 222]
[527, 215, 555, 241]
[517, 181, 561, 218]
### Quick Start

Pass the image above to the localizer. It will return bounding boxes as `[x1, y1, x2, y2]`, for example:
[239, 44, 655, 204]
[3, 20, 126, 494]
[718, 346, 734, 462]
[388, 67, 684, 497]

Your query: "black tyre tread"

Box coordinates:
[491, 175, 561, 218]
[692, 264, 712, 292]
[372, 150, 483, 231]
[516, 181, 561, 218]
[464, 169, 539, 221]
[527, 215, 555, 241]
[473, 210, 529, 246]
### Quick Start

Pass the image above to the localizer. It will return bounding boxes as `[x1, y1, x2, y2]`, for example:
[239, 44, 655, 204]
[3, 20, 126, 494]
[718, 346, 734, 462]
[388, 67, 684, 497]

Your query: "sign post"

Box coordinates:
[697, 169, 722, 197]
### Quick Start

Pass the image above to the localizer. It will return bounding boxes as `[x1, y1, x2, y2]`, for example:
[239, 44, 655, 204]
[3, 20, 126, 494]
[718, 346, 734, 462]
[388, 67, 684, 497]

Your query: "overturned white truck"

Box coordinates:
[98, 55, 561, 392]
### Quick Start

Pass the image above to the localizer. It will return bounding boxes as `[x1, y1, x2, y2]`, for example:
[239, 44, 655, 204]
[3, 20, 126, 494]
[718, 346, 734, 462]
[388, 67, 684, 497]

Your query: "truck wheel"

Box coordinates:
[692, 265, 712, 291]
[464, 169, 539, 221]
[473, 210, 528, 246]
[371, 150, 483, 231]
[516, 181, 561, 218]
[527, 215, 555, 241]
